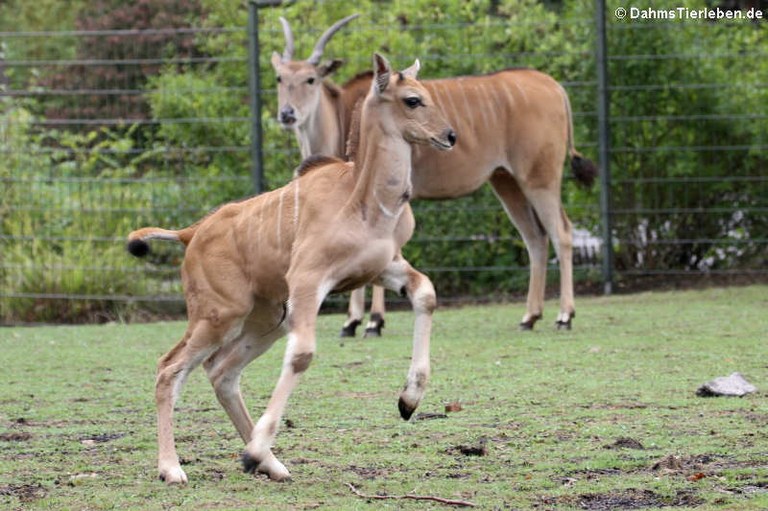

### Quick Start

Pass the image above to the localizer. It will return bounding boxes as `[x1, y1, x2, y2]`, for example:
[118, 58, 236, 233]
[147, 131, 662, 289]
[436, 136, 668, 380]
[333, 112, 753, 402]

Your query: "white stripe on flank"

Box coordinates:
[276, 188, 286, 247]
[475, 84, 490, 128]
[502, 82, 517, 110]
[293, 180, 300, 229]
[478, 83, 497, 126]
[458, 83, 475, 132]
[257, 194, 264, 246]
[429, 84, 448, 118]
[514, 81, 528, 105]
[437, 83, 463, 132]
[491, 84, 504, 124]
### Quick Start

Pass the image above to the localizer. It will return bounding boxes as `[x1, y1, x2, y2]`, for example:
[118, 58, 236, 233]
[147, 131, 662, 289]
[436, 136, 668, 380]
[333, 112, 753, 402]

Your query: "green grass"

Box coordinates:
[1, 285, 767, 510]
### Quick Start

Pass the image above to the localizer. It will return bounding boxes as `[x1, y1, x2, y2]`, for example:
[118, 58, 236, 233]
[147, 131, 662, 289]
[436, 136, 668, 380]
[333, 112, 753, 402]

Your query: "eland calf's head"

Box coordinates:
[366, 53, 457, 151]
[271, 14, 359, 129]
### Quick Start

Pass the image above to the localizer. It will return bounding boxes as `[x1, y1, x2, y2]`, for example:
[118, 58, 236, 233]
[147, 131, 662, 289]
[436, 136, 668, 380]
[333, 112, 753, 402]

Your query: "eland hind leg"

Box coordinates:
[489, 170, 549, 330]
[524, 184, 576, 330]
[364, 285, 386, 337]
[202, 302, 288, 443]
[341, 285, 387, 338]
[155, 313, 248, 484]
[340, 287, 365, 337]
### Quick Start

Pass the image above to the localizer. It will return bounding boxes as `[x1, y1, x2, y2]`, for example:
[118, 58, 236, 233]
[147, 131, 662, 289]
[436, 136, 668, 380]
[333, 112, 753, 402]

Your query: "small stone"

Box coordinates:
[69, 473, 99, 486]
[696, 372, 757, 397]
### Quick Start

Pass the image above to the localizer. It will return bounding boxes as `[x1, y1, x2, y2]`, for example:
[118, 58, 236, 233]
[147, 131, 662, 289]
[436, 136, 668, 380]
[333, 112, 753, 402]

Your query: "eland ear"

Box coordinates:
[372, 53, 391, 95]
[401, 59, 420, 80]
[271, 51, 282, 70]
[318, 58, 344, 77]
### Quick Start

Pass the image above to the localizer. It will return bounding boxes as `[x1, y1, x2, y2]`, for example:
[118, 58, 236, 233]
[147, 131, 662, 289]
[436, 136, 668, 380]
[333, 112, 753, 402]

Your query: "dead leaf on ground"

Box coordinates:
[444, 401, 463, 413]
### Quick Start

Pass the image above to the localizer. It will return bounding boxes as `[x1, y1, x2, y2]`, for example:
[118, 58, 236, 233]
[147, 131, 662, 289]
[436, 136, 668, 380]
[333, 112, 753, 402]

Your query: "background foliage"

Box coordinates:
[1, 0, 766, 322]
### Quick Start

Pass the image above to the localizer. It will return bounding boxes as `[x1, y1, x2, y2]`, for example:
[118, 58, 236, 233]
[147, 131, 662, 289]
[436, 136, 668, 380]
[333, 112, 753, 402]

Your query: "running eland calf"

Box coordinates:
[126, 54, 455, 484]
[272, 16, 597, 333]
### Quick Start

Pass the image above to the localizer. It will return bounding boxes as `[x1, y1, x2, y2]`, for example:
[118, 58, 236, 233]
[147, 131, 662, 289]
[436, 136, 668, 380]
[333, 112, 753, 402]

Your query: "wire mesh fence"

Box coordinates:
[605, 14, 767, 284]
[1, 1, 765, 324]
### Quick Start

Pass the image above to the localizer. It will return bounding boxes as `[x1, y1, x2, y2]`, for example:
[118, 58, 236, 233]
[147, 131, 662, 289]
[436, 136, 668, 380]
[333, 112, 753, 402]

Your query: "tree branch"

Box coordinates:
[346, 482, 476, 508]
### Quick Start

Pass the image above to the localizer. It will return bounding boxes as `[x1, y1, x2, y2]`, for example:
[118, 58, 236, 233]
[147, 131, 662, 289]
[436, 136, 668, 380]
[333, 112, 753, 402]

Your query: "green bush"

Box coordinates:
[605, 0, 767, 273]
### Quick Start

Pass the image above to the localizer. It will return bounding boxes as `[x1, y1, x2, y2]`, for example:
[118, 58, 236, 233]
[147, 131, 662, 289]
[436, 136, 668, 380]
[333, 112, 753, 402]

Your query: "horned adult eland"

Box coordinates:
[271, 13, 392, 338]
[126, 53, 455, 484]
[272, 15, 597, 332]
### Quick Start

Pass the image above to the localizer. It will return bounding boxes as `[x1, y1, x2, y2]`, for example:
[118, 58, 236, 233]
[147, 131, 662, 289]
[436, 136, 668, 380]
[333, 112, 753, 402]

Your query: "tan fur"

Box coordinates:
[127, 54, 454, 484]
[273, 41, 596, 329]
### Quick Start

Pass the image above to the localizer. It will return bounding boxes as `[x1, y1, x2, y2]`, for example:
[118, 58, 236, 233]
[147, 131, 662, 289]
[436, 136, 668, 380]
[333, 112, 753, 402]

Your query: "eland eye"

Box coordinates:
[276, 76, 282, 84]
[403, 96, 422, 109]
[306, 77, 316, 85]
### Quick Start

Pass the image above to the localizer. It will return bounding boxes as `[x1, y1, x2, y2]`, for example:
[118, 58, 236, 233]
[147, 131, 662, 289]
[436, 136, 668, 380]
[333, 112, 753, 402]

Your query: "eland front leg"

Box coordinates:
[375, 254, 436, 420]
[242, 282, 323, 481]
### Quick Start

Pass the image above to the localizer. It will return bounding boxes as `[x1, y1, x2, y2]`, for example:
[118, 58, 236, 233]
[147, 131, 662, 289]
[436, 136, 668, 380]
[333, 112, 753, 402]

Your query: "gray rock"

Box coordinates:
[696, 372, 757, 397]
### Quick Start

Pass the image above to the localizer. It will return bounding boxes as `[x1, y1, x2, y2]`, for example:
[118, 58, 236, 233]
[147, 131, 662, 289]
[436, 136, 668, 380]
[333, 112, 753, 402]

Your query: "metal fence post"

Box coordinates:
[595, 0, 614, 295]
[247, 0, 266, 194]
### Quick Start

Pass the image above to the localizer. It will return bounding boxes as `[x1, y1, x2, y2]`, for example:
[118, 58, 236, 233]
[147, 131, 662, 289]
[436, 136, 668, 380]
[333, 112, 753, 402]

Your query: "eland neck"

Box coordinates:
[295, 86, 344, 159]
[348, 110, 413, 228]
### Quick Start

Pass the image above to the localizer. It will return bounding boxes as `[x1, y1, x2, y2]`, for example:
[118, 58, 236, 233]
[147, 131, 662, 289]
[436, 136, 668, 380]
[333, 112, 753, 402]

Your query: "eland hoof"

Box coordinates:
[364, 315, 385, 338]
[519, 314, 542, 331]
[555, 311, 575, 330]
[398, 397, 416, 421]
[158, 465, 188, 485]
[340, 319, 361, 338]
[241, 452, 292, 482]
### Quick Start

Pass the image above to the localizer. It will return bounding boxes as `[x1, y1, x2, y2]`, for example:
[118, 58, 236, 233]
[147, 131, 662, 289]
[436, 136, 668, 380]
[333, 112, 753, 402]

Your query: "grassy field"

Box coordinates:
[1, 285, 767, 510]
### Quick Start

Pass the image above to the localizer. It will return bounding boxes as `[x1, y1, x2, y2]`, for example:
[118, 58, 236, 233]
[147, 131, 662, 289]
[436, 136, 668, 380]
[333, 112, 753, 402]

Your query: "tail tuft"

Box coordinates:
[571, 154, 598, 189]
[127, 238, 150, 258]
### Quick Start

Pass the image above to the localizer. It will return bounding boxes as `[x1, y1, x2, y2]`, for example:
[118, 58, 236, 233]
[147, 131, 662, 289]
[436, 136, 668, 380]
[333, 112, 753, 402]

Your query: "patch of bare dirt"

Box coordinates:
[347, 465, 391, 479]
[651, 453, 723, 475]
[446, 438, 488, 457]
[0, 432, 32, 442]
[542, 489, 703, 510]
[724, 481, 768, 495]
[559, 467, 623, 485]
[414, 412, 448, 421]
[79, 432, 125, 446]
[585, 402, 649, 411]
[0, 483, 47, 503]
[604, 437, 645, 450]
[579, 489, 703, 509]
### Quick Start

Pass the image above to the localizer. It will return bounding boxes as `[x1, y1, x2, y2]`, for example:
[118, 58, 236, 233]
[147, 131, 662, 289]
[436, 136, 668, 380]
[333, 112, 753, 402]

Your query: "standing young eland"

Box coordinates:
[126, 53, 455, 484]
[271, 13, 390, 338]
[273, 16, 597, 332]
